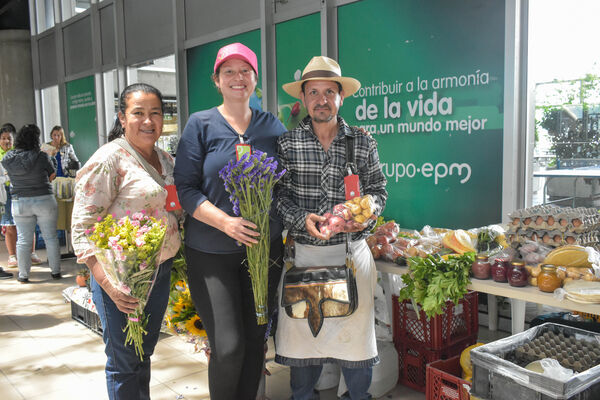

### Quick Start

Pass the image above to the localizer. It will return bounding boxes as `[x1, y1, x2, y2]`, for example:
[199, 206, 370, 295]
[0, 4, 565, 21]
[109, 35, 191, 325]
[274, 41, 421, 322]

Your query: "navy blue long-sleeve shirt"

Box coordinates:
[174, 107, 286, 254]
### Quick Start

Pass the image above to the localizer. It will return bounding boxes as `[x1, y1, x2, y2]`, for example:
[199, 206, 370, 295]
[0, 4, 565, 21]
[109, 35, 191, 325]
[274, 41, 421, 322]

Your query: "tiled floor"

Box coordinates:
[0, 244, 508, 400]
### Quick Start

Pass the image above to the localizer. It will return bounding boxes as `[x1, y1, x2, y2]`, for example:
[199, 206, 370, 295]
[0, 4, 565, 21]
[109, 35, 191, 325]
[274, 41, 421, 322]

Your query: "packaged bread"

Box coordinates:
[557, 266, 600, 283]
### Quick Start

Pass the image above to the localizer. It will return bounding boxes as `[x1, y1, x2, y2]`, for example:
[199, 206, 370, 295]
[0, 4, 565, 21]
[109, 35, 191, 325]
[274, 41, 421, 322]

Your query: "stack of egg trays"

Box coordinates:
[508, 206, 600, 248]
[471, 322, 600, 400]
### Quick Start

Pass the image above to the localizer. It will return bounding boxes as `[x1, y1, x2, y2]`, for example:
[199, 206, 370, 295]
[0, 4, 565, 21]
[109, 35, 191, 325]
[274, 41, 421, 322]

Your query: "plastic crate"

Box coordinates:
[392, 291, 479, 350]
[396, 334, 476, 392]
[471, 323, 600, 400]
[70, 301, 103, 336]
[426, 355, 471, 400]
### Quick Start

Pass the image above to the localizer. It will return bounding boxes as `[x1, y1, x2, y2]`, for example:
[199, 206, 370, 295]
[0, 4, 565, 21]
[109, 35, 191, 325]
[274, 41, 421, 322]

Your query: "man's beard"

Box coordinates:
[312, 115, 334, 123]
[312, 106, 334, 123]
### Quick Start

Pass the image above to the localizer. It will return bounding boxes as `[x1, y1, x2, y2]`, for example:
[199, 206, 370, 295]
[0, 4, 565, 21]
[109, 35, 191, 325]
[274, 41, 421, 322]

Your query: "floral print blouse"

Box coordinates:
[71, 141, 182, 265]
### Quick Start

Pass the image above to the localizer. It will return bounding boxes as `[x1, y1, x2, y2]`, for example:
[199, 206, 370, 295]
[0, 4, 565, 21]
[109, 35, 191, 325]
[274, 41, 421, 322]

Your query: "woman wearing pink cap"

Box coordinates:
[174, 43, 286, 399]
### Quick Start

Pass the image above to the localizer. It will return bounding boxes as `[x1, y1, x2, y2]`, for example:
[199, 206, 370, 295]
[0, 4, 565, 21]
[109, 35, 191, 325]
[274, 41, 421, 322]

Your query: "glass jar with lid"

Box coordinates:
[508, 261, 529, 287]
[491, 258, 509, 283]
[472, 255, 491, 279]
[537, 264, 562, 293]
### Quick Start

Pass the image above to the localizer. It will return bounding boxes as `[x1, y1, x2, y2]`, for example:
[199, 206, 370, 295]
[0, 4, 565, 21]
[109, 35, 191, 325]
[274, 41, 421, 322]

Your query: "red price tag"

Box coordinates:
[344, 174, 361, 200]
[236, 144, 252, 161]
[164, 185, 182, 211]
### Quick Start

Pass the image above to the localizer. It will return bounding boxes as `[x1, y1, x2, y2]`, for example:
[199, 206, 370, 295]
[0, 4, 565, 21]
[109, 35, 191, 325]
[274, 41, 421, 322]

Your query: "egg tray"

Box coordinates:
[507, 228, 600, 249]
[509, 331, 600, 373]
[508, 205, 600, 234]
[471, 323, 600, 400]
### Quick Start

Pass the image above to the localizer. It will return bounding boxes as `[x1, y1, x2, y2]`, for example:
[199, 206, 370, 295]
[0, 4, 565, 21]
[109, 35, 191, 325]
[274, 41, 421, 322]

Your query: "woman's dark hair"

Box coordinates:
[108, 83, 165, 142]
[0, 123, 16, 135]
[14, 124, 41, 151]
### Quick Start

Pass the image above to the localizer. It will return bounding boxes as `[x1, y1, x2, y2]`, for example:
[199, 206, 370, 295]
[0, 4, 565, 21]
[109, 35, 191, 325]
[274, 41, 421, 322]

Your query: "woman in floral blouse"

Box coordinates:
[71, 83, 181, 400]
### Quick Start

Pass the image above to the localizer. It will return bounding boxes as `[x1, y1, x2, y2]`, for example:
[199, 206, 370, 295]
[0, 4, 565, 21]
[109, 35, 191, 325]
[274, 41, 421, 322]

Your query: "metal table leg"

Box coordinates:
[511, 298, 526, 333]
[487, 294, 498, 331]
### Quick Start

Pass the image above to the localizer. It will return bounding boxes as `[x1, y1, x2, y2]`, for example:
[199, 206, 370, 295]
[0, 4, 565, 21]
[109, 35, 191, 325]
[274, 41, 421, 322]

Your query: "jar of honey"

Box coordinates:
[508, 261, 528, 287]
[537, 264, 562, 293]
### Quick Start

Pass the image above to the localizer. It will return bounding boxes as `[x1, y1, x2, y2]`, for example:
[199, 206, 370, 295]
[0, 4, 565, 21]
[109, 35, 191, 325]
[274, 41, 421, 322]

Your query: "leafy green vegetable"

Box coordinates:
[398, 252, 475, 318]
[476, 228, 500, 253]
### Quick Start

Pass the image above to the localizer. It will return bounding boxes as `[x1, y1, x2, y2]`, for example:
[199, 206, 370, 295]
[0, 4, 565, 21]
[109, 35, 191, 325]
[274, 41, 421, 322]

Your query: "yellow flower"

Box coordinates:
[172, 298, 187, 313]
[185, 315, 206, 337]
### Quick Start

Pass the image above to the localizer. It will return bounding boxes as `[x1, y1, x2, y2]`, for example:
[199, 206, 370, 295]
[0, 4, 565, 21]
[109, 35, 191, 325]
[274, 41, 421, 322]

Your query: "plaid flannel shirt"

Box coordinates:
[275, 115, 388, 246]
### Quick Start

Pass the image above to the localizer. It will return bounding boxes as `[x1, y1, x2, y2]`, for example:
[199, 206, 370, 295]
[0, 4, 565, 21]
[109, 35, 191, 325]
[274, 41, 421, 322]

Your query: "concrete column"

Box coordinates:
[0, 30, 36, 128]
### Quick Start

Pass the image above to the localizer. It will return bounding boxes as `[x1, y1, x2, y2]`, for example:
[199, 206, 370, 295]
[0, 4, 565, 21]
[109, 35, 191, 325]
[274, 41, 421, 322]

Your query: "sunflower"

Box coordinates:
[185, 315, 206, 337]
[172, 299, 186, 314]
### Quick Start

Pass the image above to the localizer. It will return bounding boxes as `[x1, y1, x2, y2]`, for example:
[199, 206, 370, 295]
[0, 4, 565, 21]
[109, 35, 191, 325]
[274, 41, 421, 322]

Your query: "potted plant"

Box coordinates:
[76, 268, 90, 287]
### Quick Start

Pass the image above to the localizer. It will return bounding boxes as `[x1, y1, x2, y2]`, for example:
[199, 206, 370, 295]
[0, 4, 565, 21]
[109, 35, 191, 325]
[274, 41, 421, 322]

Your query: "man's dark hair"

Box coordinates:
[14, 124, 41, 151]
[301, 80, 343, 95]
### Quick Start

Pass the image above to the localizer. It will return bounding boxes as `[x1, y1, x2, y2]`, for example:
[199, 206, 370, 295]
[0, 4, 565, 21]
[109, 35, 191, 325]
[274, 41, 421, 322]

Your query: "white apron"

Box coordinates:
[275, 239, 378, 367]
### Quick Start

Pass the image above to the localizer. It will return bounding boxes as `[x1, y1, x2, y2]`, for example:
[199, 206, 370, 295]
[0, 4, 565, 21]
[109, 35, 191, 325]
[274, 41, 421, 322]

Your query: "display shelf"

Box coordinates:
[376, 260, 600, 333]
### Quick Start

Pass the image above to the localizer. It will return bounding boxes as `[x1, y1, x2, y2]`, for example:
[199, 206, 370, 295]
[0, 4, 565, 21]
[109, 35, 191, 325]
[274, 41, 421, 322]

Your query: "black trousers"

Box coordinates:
[185, 239, 284, 400]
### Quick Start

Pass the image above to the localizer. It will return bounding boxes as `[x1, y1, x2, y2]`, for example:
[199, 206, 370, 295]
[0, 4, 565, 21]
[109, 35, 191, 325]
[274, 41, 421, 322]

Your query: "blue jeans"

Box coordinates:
[11, 194, 60, 279]
[91, 258, 172, 400]
[1, 188, 15, 226]
[290, 365, 372, 400]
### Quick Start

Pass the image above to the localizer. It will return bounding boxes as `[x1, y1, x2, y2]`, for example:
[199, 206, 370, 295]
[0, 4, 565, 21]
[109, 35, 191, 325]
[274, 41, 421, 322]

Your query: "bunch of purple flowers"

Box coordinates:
[219, 150, 285, 324]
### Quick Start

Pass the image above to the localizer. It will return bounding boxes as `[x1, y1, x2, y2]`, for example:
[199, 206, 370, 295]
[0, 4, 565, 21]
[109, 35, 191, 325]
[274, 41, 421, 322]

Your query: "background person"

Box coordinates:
[0, 159, 10, 279]
[0, 123, 15, 278]
[71, 83, 181, 400]
[174, 42, 286, 400]
[42, 125, 80, 177]
[275, 56, 388, 400]
[0, 124, 42, 271]
[1, 124, 60, 283]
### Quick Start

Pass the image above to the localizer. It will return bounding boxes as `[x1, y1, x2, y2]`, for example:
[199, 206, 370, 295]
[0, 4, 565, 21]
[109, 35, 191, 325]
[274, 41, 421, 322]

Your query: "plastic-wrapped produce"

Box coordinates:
[318, 194, 381, 238]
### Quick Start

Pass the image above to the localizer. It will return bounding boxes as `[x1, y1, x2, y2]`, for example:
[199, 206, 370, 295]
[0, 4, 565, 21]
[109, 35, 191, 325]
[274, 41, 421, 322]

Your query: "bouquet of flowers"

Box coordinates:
[87, 211, 167, 360]
[219, 150, 285, 325]
[163, 241, 208, 352]
[164, 279, 207, 351]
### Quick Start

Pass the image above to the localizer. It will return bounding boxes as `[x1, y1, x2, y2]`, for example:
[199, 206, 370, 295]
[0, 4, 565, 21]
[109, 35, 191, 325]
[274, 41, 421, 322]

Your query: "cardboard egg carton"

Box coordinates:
[508, 228, 600, 248]
[508, 206, 600, 234]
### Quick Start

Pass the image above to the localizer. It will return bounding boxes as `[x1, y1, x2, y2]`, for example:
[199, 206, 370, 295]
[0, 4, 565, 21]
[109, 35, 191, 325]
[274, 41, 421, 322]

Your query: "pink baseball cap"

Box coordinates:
[214, 43, 258, 75]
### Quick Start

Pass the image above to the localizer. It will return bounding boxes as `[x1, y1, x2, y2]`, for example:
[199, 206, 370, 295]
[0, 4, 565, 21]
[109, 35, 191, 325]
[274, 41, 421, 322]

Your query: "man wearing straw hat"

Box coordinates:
[274, 56, 388, 400]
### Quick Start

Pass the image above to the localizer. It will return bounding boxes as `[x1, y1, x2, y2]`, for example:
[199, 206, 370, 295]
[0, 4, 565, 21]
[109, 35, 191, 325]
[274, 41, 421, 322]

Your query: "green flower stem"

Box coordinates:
[220, 152, 282, 326]
[123, 310, 149, 361]
[238, 176, 274, 325]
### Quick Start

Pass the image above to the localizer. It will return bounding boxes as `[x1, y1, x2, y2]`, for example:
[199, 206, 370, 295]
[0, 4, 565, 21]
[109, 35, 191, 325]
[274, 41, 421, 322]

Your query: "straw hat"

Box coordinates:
[282, 56, 361, 99]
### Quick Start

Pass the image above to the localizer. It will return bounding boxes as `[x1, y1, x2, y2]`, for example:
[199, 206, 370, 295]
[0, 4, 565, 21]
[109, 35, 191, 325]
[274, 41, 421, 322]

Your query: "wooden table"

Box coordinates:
[376, 260, 600, 333]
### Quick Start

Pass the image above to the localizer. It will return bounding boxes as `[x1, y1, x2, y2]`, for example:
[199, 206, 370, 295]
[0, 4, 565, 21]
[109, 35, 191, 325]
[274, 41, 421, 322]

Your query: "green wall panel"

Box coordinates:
[66, 75, 98, 165]
[187, 30, 262, 114]
[275, 13, 320, 130]
[338, 0, 505, 229]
